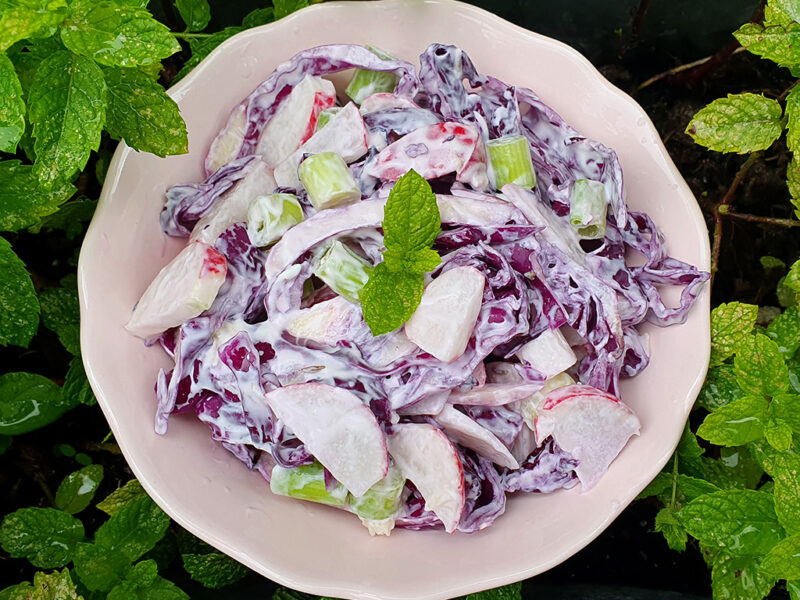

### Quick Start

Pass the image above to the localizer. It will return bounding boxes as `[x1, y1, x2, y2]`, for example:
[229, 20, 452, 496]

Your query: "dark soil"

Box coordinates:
[2, 1, 798, 598]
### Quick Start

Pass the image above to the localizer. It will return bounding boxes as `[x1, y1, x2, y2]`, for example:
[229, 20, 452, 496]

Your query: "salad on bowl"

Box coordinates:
[124, 43, 709, 536]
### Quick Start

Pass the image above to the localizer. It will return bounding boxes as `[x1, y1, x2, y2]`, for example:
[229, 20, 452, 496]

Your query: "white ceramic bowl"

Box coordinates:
[78, 1, 711, 598]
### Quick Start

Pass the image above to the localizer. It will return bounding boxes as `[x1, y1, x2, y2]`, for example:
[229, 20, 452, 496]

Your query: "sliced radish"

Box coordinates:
[404, 266, 485, 363]
[448, 382, 543, 407]
[256, 75, 337, 167]
[359, 92, 421, 114]
[205, 101, 247, 176]
[126, 242, 227, 338]
[366, 121, 488, 190]
[363, 329, 418, 368]
[514, 371, 576, 429]
[510, 424, 537, 464]
[283, 296, 361, 346]
[191, 158, 276, 244]
[435, 405, 519, 470]
[515, 328, 577, 379]
[534, 384, 640, 490]
[274, 103, 369, 188]
[387, 423, 465, 533]
[264, 383, 388, 497]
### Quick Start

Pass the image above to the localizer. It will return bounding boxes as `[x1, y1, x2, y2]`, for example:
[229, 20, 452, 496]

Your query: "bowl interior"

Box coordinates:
[79, 1, 710, 598]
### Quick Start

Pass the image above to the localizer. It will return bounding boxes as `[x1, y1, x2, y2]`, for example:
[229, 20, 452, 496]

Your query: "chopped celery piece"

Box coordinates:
[349, 464, 405, 520]
[313, 239, 372, 304]
[345, 46, 398, 105]
[298, 152, 362, 210]
[488, 135, 536, 189]
[315, 107, 341, 132]
[246, 193, 304, 246]
[569, 179, 607, 239]
[270, 462, 348, 507]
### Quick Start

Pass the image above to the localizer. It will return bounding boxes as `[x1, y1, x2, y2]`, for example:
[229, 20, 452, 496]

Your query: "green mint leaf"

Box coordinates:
[710, 301, 759, 366]
[8, 37, 65, 102]
[73, 543, 131, 592]
[710, 553, 777, 600]
[0, 507, 84, 568]
[28, 197, 96, 237]
[676, 474, 722, 502]
[767, 304, 800, 356]
[181, 552, 249, 589]
[108, 559, 188, 600]
[95, 495, 170, 562]
[173, 26, 242, 82]
[765, 417, 794, 451]
[0, 582, 33, 600]
[686, 93, 783, 154]
[464, 582, 522, 600]
[28, 51, 106, 187]
[0, 53, 25, 153]
[678, 489, 783, 555]
[0, 161, 76, 232]
[655, 506, 687, 552]
[272, 589, 316, 600]
[788, 157, 800, 221]
[383, 247, 441, 275]
[55, 464, 104, 514]
[767, 0, 796, 26]
[60, 1, 180, 68]
[701, 446, 764, 490]
[0, 237, 39, 347]
[65, 357, 96, 406]
[242, 7, 274, 28]
[698, 364, 746, 411]
[175, 0, 209, 32]
[788, 88, 800, 154]
[29, 570, 82, 600]
[762, 534, 800, 580]
[0, 1, 68, 51]
[96, 479, 146, 516]
[735, 333, 789, 396]
[761, 255, 786, 270]
[637, 471, 672, 500]
[104, 67, 188, 157]
[0, 371, 78, 435]
[40, 285, 80, 355]
[773, 453, 800, 534]
[735, 22, 800, 68]
[773, 394, 800, 434]
[141, 531, 178, 572]
[359, 263, 423, 336]
[382, 169, 441, 254]
[789, 580, 800, 600]
[273, 0, 309, 20]
[697, 395, 769, 446]
[775, 0, 800, 22]
[786, 259, 800, 297]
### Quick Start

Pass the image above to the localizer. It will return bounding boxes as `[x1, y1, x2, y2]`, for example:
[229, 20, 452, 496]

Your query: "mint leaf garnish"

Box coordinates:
[73, 542, 131, 592]
[360, 170, 441, 335]
[96, 480, 147, 517]
[182, 552, 249, 589]
[0, 507, 84, 568]
[686, 93, 783, 154]
[95, 496, 170, 562]
[28, 51, 106, 187]
[735, 333, 789, 396]
[55, 464, 104, 514]
[60, 1, 180, 68]
[710, 301, 758, 366]
[678, 489, 784, 555]
[0, 238, 39, 347]
[0, 53, 25, 153]
[697, 394, 769, 446]
[104, 67, 188, 157]
[175, 0, 210, 32]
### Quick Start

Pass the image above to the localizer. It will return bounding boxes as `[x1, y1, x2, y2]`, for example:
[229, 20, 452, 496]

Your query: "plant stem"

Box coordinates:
[710, 152, 761, 288]
[778, 79, 800, 102]
[83, 442, 122, 455]
[632, 0, 650, 37]
[669, 454, 679, 508]
[721, 210, 800, 227]
[173, 32, 212, 39]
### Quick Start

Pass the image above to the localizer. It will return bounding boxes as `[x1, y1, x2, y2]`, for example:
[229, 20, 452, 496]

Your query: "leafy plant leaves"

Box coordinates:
[60, 1, 180, 68]
[735, 333, 789, 397]
[762, 534, 800, 580]
[0, 507, 84, 568]
[710, 552, 777, 600]
[55, 464, 104, 514]
[175, 0, 210, 32]
[685, 93, 783, 154]
[0, 53, 25, 152]
[0, 237, 39, 347]
[64, 357, 96, 406]
[710, 302, 758, 366]
[28, 50, 106, 187]
[96, 479, 147, 516]
[104, 67, 187, 157]
[39, 285, 80, 355]
[94, 495, 170, 562]
[73, 542, 131, 592]
[107, 560, 188, 600]
[273, 0, 309, 20]
[181, 552, 249, 589]
[697, 395, 769, 446]
[0, 161, 75, 232]
[698, 364, 746, 411]
[773, 453, 800, 534]
[735, 22, 800, 68]
[0, 371, 77, 435]
[0, 0, 69, 51]
[359, 264, 424, 336]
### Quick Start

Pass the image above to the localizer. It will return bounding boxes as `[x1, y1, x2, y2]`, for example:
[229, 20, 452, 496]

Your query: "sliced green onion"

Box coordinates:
[348, 464, 405, 520]
[246, 193, 304, 247]
[569, 179, 607, 239]
[298, 152, 362, 210]
[487, 135, 536, 189]
[345, 46, 398, 105]
[270, 462, 348, 507]
[313, 239, 372, 304]
[315, 107, 341, 132]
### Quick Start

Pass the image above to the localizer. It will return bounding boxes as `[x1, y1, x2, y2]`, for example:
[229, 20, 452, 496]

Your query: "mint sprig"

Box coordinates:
[359, 169, 441, 336]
